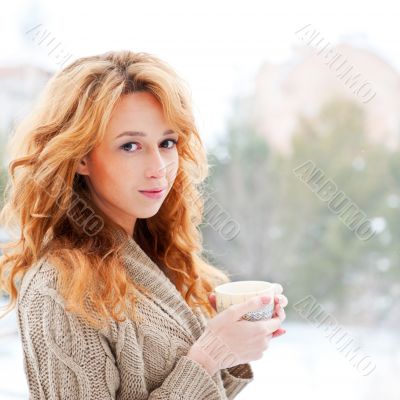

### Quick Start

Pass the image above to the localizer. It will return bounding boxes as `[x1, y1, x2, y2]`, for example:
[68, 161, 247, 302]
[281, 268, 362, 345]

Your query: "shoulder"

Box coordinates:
[17, 257, 72, 335]
[17, 256, 124, 344]
[15, 261, 123, 399]
[18, 256, 61, 307]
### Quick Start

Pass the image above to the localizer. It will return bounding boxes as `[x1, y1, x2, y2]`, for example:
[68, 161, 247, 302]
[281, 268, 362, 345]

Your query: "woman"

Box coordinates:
[0, 50, 287, 399]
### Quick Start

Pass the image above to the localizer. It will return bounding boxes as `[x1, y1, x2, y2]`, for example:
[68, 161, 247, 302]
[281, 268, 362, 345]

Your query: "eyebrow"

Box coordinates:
[115, 129, 176, 139]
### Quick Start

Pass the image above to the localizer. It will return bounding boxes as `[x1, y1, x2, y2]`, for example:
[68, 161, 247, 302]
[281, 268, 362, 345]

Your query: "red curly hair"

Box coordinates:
[0, 50, 230, 330]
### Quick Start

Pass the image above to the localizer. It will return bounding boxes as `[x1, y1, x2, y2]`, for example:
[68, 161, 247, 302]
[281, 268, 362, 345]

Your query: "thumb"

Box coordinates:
[228, 295, 271, 321]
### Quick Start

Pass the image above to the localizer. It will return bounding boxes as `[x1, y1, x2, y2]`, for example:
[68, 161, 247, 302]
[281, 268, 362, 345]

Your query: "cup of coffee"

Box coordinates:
[214, 280, 277, 321]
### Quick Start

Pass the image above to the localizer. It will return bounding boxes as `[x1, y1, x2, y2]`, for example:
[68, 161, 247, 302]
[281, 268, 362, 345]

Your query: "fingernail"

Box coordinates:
[261, 296, 270, 304]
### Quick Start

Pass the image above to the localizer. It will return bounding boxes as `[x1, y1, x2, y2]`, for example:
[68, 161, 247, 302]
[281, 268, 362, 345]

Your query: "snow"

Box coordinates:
[237, 321, 400, 399]
[0, 301, 399, 399]
[0, 302, 27, 400]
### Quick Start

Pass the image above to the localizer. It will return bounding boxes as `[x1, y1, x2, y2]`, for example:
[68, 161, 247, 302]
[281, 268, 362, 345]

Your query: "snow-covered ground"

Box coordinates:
[0, 302, 28, 400]
[240, 321, 400, 399]
[1, 301, 399, 400]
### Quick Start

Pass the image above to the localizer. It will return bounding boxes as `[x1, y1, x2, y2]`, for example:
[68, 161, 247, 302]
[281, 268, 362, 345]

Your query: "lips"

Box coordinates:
[139, 187, 166, 200]
[139, 187, 166, 193]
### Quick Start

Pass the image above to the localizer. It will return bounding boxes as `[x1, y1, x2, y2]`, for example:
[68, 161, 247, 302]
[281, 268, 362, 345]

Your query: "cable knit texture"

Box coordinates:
[16, 234, 254, 399]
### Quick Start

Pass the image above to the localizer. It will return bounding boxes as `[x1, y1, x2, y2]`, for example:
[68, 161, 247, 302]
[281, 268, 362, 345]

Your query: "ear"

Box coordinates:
[76, 155, 90, 176]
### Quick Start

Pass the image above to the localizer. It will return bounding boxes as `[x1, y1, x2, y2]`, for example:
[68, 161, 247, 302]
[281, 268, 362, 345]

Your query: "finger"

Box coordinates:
[273, 297, 280, 317]
[277, 294, 288, 308]
[229, 295, 273, 321]
[273, 296, 283, 312]
[273, 301, 285, 322]
[265, 316, 282, 333]
[208, 293, 217, 311]
[277, 306, 286, 322]
[272, 328, 286, 338]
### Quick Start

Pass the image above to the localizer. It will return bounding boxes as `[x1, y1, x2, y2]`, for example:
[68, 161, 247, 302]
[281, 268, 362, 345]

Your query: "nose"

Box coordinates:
[144, 148, 169, 179]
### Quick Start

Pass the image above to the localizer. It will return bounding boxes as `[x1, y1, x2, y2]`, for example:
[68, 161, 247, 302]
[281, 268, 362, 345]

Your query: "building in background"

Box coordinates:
[253, 43, 400, 154]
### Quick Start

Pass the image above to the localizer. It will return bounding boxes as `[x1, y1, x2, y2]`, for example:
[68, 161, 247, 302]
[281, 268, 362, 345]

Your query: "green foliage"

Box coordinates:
[203, 95, 399, 327]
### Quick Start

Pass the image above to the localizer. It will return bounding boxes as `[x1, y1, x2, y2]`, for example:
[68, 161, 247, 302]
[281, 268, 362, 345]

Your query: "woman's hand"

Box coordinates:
[188, 295, 283, 375]
[208, 286, 287, 338]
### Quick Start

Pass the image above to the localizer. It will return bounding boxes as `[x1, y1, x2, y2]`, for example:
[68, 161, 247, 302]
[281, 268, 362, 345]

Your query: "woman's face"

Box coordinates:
[77, 91, 179, 236]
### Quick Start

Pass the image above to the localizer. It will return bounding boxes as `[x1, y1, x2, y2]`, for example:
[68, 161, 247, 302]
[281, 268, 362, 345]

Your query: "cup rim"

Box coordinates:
[214, 280, 275, 295]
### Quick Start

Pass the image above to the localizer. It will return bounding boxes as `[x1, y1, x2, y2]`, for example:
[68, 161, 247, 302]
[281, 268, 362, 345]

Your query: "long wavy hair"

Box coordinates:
[0, 50, 230, 329]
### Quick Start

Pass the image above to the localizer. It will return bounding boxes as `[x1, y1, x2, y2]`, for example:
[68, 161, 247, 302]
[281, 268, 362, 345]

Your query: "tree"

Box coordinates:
[203, 95, 399, 328]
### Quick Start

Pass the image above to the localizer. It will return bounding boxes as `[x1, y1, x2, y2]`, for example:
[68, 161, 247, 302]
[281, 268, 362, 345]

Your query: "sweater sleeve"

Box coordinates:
[17, 285, 121, 400]
[187, 309, 254, 399]
[17, 285, 225, 400]
[222, 364, 254, 399]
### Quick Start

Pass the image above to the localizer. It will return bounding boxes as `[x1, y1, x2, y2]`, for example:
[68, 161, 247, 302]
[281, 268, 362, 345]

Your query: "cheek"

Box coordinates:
[88, 152, 138, 198]
[167, 153, 179, 182]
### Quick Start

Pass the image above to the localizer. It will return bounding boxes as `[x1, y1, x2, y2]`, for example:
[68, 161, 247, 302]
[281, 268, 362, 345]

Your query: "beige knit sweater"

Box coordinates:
[16, 234, 254, 399]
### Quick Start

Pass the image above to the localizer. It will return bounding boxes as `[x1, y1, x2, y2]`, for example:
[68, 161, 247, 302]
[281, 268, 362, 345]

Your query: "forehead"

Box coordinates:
[108, 91, 167, 132]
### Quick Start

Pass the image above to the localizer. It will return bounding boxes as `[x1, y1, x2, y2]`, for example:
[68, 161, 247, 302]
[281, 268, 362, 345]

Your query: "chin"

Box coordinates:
[136, 207, 162, 219]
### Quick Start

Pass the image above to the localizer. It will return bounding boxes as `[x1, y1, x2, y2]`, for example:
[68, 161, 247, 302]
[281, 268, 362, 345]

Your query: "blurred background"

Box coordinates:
[0, 0, 399, 398]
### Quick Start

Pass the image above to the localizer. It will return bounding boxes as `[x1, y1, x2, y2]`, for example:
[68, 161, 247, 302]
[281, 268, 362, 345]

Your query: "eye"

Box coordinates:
[161, 139, 178, 149]
[120, 139, 178, 153]
[121, 142, 140, 152]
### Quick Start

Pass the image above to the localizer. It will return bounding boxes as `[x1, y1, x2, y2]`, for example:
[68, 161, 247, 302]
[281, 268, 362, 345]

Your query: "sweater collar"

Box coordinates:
[117, 230, 206, 343]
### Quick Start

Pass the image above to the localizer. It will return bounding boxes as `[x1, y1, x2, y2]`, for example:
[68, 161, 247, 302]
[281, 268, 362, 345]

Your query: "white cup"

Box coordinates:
[214, 280, 277, 321]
